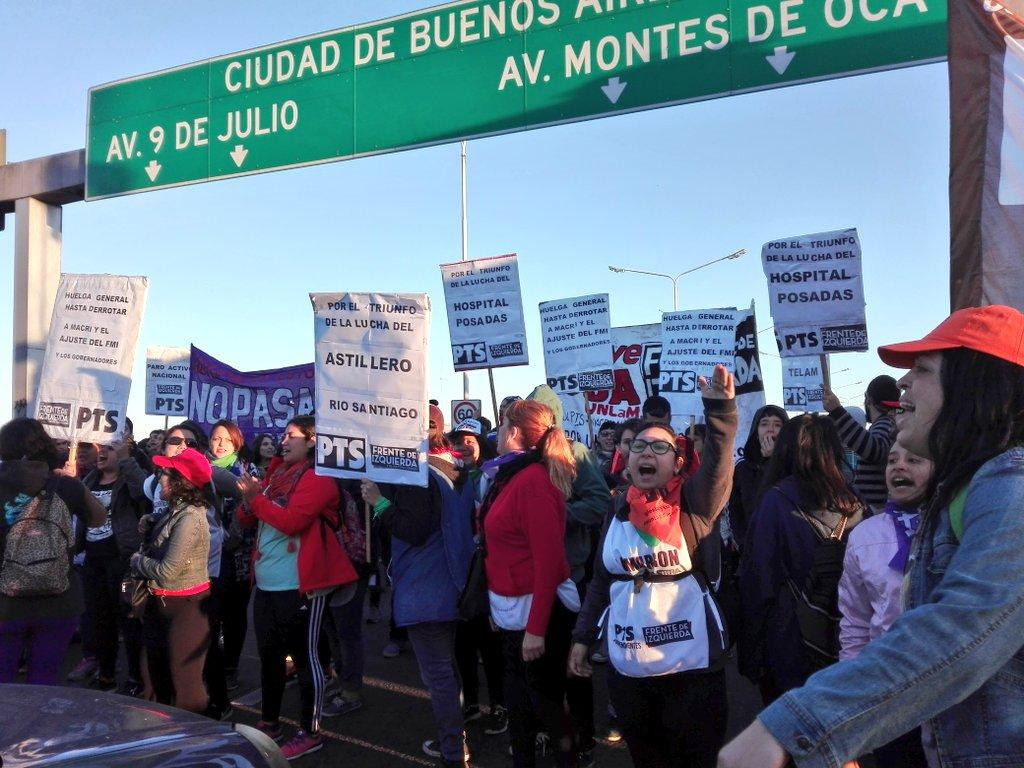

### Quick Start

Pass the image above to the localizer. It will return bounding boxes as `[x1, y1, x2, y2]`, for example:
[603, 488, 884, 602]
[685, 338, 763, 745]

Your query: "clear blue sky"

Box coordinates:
[0, 1, 951, 436]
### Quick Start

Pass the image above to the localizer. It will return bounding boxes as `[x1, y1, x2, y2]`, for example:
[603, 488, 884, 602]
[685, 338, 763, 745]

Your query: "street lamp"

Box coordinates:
[608, 249, 747, 311]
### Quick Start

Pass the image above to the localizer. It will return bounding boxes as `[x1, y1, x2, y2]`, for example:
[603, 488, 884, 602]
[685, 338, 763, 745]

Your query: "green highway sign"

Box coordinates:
[86, 0, 947, 199]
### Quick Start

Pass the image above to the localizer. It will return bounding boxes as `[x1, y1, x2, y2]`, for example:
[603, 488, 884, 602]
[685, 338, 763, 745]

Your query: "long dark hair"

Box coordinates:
[163, 468, 209, 509]
[759, 413, 861, 516]
[251, 432, 276, 467]
[0, 418, 61, 469]
[927, 348, 1024, 511]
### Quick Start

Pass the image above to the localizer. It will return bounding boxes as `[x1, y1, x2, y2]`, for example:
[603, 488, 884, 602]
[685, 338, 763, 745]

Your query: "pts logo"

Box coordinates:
[453, 342, 487, 366]
[614, 624, 635, 642]
[659, 370, 698, 394]
[76, 408, 120, 434]
[317, 434, 366, 472]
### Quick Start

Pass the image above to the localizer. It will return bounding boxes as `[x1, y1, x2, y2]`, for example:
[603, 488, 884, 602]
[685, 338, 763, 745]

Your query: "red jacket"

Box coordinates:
[237, 457, 357, 593]
[483, 462, 570, 636]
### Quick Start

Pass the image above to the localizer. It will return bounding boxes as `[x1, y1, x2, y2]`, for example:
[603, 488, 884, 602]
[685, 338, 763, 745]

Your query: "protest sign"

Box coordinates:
[311, 292, 430, 487]
[733, 303, 767, 460]
[546, 324, 662, 447]
[145, 346, 190, 417]
[188, 346, 314, 441]
[782, 355, 827, 412]
[660, 308, 736, 427]
[761, 228, 868, 357]
[540, 293, 613, 392]
[440, 253, 528, 371]
[35, 274, 148, 443]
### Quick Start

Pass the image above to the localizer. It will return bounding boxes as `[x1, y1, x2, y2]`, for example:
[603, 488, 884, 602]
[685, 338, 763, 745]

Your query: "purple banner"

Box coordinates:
[188, 345, 314, 442]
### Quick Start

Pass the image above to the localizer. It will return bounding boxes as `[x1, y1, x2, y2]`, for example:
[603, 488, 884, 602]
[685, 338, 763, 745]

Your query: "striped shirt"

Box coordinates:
[829, 408, 895, 509]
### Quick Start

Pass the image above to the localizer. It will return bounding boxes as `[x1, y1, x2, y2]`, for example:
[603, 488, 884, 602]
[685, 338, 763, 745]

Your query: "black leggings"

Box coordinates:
[455, 614, 504, 709]
[500, 601, 578, 768]
[82, 554, 142, 682]
[607, 666, 728, 768]
[253, 588, 327, 734]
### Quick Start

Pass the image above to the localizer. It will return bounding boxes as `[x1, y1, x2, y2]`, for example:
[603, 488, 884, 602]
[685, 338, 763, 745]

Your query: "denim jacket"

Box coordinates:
[759, 447, 1024, 767]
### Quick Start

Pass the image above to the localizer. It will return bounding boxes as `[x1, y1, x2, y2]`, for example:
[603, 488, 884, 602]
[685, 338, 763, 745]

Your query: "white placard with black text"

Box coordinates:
[782, 356, 826, 412]
[539, 293, 613, 391]
[35, 274, 148, 442]
[311, 292, 430, 487]
[761, 228, 868, 357]
[440, 254, 529, 371]
[660, 308, 736, 425]
[145, 346, 190, 417]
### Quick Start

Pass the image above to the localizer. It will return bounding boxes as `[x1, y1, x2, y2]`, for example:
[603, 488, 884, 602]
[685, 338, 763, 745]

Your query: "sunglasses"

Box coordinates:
[628, 438, 675, 455]
[166, 436, 199, 448]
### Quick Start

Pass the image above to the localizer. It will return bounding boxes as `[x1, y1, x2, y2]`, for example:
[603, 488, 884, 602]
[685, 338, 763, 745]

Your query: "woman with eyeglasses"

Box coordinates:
[568, 365, 737, 768]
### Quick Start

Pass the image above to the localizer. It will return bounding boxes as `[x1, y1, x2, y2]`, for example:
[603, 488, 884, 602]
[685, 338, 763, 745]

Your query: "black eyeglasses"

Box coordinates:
[628, 439, 675, 455]
[166, 436, 199, 448]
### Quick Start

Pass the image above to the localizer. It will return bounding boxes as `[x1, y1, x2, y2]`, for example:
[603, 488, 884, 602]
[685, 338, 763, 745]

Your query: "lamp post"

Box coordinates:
[608, 249, 746, 311]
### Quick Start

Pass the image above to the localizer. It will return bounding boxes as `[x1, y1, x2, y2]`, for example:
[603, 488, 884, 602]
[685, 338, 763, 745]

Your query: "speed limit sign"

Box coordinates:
[451, 399, 482, 425]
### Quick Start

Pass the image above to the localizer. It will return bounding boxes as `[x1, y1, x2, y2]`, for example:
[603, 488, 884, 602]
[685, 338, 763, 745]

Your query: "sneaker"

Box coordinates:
[365, 605, 381, 624]
[323, 693, 363, 717]
[536, 732, 550, 756]
[255, 720, 285, 744]
[483, 705, 508, 735]
[280, 730, 324, 760]
[590, 650, 608, 664]
[89, 676, 116, 692]
[422, 739, 470, 763]
[68, 656, 98, 682]
[225, 668, 239, 692]
[118, 679, 144, 698]
[462, 704, 482, 722]
[509, 732, 551, 757]
[381, 640, 405, 658]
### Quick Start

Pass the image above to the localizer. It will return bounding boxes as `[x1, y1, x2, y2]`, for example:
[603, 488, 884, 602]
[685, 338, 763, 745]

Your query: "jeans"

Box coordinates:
[406, 621, 465, 762]
[325, 575, 368, 694]
[607, 666, 728, 768]
[0, 616, 77, 685]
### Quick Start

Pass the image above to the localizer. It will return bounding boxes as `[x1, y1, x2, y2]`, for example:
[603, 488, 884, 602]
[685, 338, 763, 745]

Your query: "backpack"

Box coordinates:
[786, 505, 857, 672]
[332, 482, 367, 564]
[0, 485, 73, 598]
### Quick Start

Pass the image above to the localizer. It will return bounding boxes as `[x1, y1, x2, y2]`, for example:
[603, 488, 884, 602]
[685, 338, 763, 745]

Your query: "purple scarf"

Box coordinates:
[884, 502, 920, 572]
[480, 451, 525, 481]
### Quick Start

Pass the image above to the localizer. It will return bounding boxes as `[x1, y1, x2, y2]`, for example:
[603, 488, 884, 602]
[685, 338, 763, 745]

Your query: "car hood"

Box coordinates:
[0, 685, 251, 767]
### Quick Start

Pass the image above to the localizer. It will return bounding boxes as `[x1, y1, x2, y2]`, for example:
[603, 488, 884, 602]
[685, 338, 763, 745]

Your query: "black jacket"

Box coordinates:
[80, 458, 150, 560]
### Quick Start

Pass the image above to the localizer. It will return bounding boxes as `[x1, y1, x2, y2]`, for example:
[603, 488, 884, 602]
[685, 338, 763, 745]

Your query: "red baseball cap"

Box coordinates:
[878, 305, 1024, 369]
[152, 447, 213, 489]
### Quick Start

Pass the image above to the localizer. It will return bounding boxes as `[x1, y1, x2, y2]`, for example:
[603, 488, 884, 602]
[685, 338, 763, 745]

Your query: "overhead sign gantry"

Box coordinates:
[85, 0, 947, 199]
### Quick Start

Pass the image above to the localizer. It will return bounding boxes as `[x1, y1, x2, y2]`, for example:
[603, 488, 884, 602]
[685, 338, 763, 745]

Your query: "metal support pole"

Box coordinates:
[12, 197, 62, 418]
[0, 130, 6, 232]
[460, 141, 470, 400]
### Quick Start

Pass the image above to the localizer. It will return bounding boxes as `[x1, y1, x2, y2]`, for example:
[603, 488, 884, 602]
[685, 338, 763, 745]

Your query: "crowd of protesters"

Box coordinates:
[1, 305, 1023, 767]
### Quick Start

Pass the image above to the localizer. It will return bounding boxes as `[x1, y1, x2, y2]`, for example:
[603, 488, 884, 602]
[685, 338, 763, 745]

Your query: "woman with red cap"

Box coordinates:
[719, 305, 1024, 768]
[130, 447, 212, 713]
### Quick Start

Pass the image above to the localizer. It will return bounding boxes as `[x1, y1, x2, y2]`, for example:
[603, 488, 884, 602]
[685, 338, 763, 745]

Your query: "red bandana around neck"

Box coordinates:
[626, 475, 684, 550]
